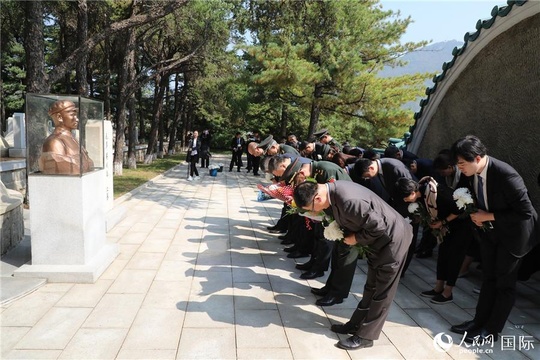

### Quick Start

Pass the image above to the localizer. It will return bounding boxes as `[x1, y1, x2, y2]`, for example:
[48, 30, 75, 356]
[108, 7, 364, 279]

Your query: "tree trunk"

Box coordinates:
[145, 73, 168, 163]
[168, 75, 183, 154]
[307, 84, 323, 139]
[112, 3, 138, 175]
[76, 0, 89, 95]
[127, 95, 137, 169]
[24, 1, 47, 93]
[279, 103, 288, 137]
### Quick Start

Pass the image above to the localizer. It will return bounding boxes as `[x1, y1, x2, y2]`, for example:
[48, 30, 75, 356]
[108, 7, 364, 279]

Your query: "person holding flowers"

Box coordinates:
[449, 135, 538, 344]
[396, 177, 473, 304]
[293, 180, 412, 350]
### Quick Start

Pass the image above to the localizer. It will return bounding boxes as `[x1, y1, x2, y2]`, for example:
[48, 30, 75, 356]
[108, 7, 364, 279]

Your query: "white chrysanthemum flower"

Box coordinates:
[453, 187, 474, 210]
[405, 217, 412, 224]
[324, 221, 344, 241]
[408, 202, 420, 214]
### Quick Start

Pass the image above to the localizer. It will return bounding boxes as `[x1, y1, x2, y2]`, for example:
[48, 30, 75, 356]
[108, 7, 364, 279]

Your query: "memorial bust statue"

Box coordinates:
[38, 100, 94, 175]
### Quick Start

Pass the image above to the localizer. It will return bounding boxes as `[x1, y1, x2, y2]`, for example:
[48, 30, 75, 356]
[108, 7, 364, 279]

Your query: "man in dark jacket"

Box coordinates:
[229, 132, 245, 172]
[293, 181, 413, 350]
[449, 135, 538, 343]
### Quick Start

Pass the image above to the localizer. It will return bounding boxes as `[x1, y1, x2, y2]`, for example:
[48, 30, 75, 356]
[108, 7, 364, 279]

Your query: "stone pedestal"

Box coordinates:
[15, 170, 118, 283]
[0, 180, 24, 256]
[7, 113, 26, 158]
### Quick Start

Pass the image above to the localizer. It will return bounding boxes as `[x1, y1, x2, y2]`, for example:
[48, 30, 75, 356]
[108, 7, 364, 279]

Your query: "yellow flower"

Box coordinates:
[290, 199, 297, 208]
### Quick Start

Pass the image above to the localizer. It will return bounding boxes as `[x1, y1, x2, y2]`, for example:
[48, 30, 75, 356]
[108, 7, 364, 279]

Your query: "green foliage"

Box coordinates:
[238, 0, 431, 146]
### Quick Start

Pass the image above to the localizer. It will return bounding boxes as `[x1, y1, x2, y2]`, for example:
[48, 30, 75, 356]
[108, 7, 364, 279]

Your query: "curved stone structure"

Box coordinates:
[407, 0, 540, 207]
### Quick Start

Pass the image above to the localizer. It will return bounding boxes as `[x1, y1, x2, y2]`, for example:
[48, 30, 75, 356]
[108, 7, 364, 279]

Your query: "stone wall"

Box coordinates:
[1, 205, 24, 256]
[415, 13, 540, 208]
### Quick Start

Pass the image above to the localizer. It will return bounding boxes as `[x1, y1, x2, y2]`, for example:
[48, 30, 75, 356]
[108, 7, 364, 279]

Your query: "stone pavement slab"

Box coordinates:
[1, 154, 539, 359]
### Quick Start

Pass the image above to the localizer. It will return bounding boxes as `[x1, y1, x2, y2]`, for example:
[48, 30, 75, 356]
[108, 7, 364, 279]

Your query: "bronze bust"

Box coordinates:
[38, 100, 94, 175]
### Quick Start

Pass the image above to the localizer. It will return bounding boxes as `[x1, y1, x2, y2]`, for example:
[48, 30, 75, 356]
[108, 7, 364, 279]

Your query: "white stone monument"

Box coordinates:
[7, 113, 27, 158]
[15, 170, 118, 283]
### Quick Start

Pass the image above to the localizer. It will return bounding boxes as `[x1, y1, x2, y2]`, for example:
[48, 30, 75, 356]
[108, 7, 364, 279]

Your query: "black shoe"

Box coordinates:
[420, 289, 442, 298]
[283, 246, 297, 253]
[450, 320, 479, 335]
[464, 328, 498, 344]
[315, 295, 343, 307]
[331, 323, 359, 335]
[300, 270, 323, 279]
[296, 262, 313, 271]
[237, 169, 241, 172]
[277, 234, 288, 240]
[280, 239, 294, 245]
[416, 250, 433, 259]
[287, 251, 310, 259]
[253, 173, 260, 176]
[267, 225, 279, 231]
[310, 287, 328, 296]
[335, 335, 373, 350]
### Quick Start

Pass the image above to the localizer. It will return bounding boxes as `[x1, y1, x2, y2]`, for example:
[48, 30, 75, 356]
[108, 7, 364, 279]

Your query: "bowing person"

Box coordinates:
[449, 135, 538, 343]
[293, 181, 412, 350]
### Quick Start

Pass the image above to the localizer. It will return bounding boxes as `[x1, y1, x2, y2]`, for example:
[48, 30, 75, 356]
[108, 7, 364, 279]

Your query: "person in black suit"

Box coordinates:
[449, 135, 538, 343]
[293, 181, 412, 351]
[229, 132, 245, 172]
[186, 130, 201, 181]
[349, 157, 420, 274]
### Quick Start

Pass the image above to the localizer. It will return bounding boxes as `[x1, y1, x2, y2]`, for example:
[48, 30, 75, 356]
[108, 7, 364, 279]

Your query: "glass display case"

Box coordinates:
[26, 94, 104, 176]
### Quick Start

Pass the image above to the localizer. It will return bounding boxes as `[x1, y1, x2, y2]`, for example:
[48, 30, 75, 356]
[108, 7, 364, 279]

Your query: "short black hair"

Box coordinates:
[451, 135, 487, 162]
[395, 177, 419, 199]
[352, 158, 372, 177]
[384, 145, 400, 158]
[433, 153, 455, 170]
[267, 155, 289, 174]
[293, 181, 318, 208]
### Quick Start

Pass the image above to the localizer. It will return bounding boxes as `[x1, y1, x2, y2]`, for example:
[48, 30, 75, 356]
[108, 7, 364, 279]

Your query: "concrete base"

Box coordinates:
[15, 242, 117, 283]
[8, 148, 26, 158]
[15, 170, 118, 283]
[106, 205, 127, 232]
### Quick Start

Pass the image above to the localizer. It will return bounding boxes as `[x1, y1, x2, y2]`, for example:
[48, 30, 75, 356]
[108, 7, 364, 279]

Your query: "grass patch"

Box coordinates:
[113, 153, 185, 198]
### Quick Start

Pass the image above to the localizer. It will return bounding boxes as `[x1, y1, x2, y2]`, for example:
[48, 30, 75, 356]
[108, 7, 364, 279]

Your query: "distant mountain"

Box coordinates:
[379, 40, 464, 111]
[379, 40, 464, 77]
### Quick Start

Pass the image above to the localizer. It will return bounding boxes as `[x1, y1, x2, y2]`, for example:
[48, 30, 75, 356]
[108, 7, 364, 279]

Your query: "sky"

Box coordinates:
[379, 0, 511, 44]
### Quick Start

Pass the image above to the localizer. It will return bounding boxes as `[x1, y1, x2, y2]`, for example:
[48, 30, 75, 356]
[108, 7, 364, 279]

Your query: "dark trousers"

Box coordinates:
[189, 155, 199, 177]
[402, 222, 419, 276]
[308, 222, 332, 272]
[347, 234, 411, 340]
[324, 241, 359, 298]
[436, 221, 472, 286]
[229, 151, 242, 171]
[251, 156, 260, 175]
[474, 232, 522, 333]
[200, 156, 209, 168]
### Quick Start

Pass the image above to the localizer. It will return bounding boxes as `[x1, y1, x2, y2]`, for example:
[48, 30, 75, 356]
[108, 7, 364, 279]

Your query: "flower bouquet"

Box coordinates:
[323, 219, 371, 257]
[408, 202, 449, 244]
[256, 182, 294, 204]
[453, 187, 492, 231]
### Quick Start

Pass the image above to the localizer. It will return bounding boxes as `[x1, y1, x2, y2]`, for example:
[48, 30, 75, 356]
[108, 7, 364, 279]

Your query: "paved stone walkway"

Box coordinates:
[1, 155, 539, 359]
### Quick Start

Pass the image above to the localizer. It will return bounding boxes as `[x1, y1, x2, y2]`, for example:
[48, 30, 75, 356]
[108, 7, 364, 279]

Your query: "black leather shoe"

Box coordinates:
[450, 320, 479, 335]
[335, 335, 373, 350]
[331, 323, 358, 335]
[269, 228, 284, 234]
[283, 246, 297, 253]
[310, 287, 328, 296]
[281, 239, 294, 245]
[300, 270, 323, 279]
[287, 251, 310, 259]
[315, 295, 343, 306]
[296, 262, 313, 270]
[277, 234, 288, 240]
[464, 328, 498, 344]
